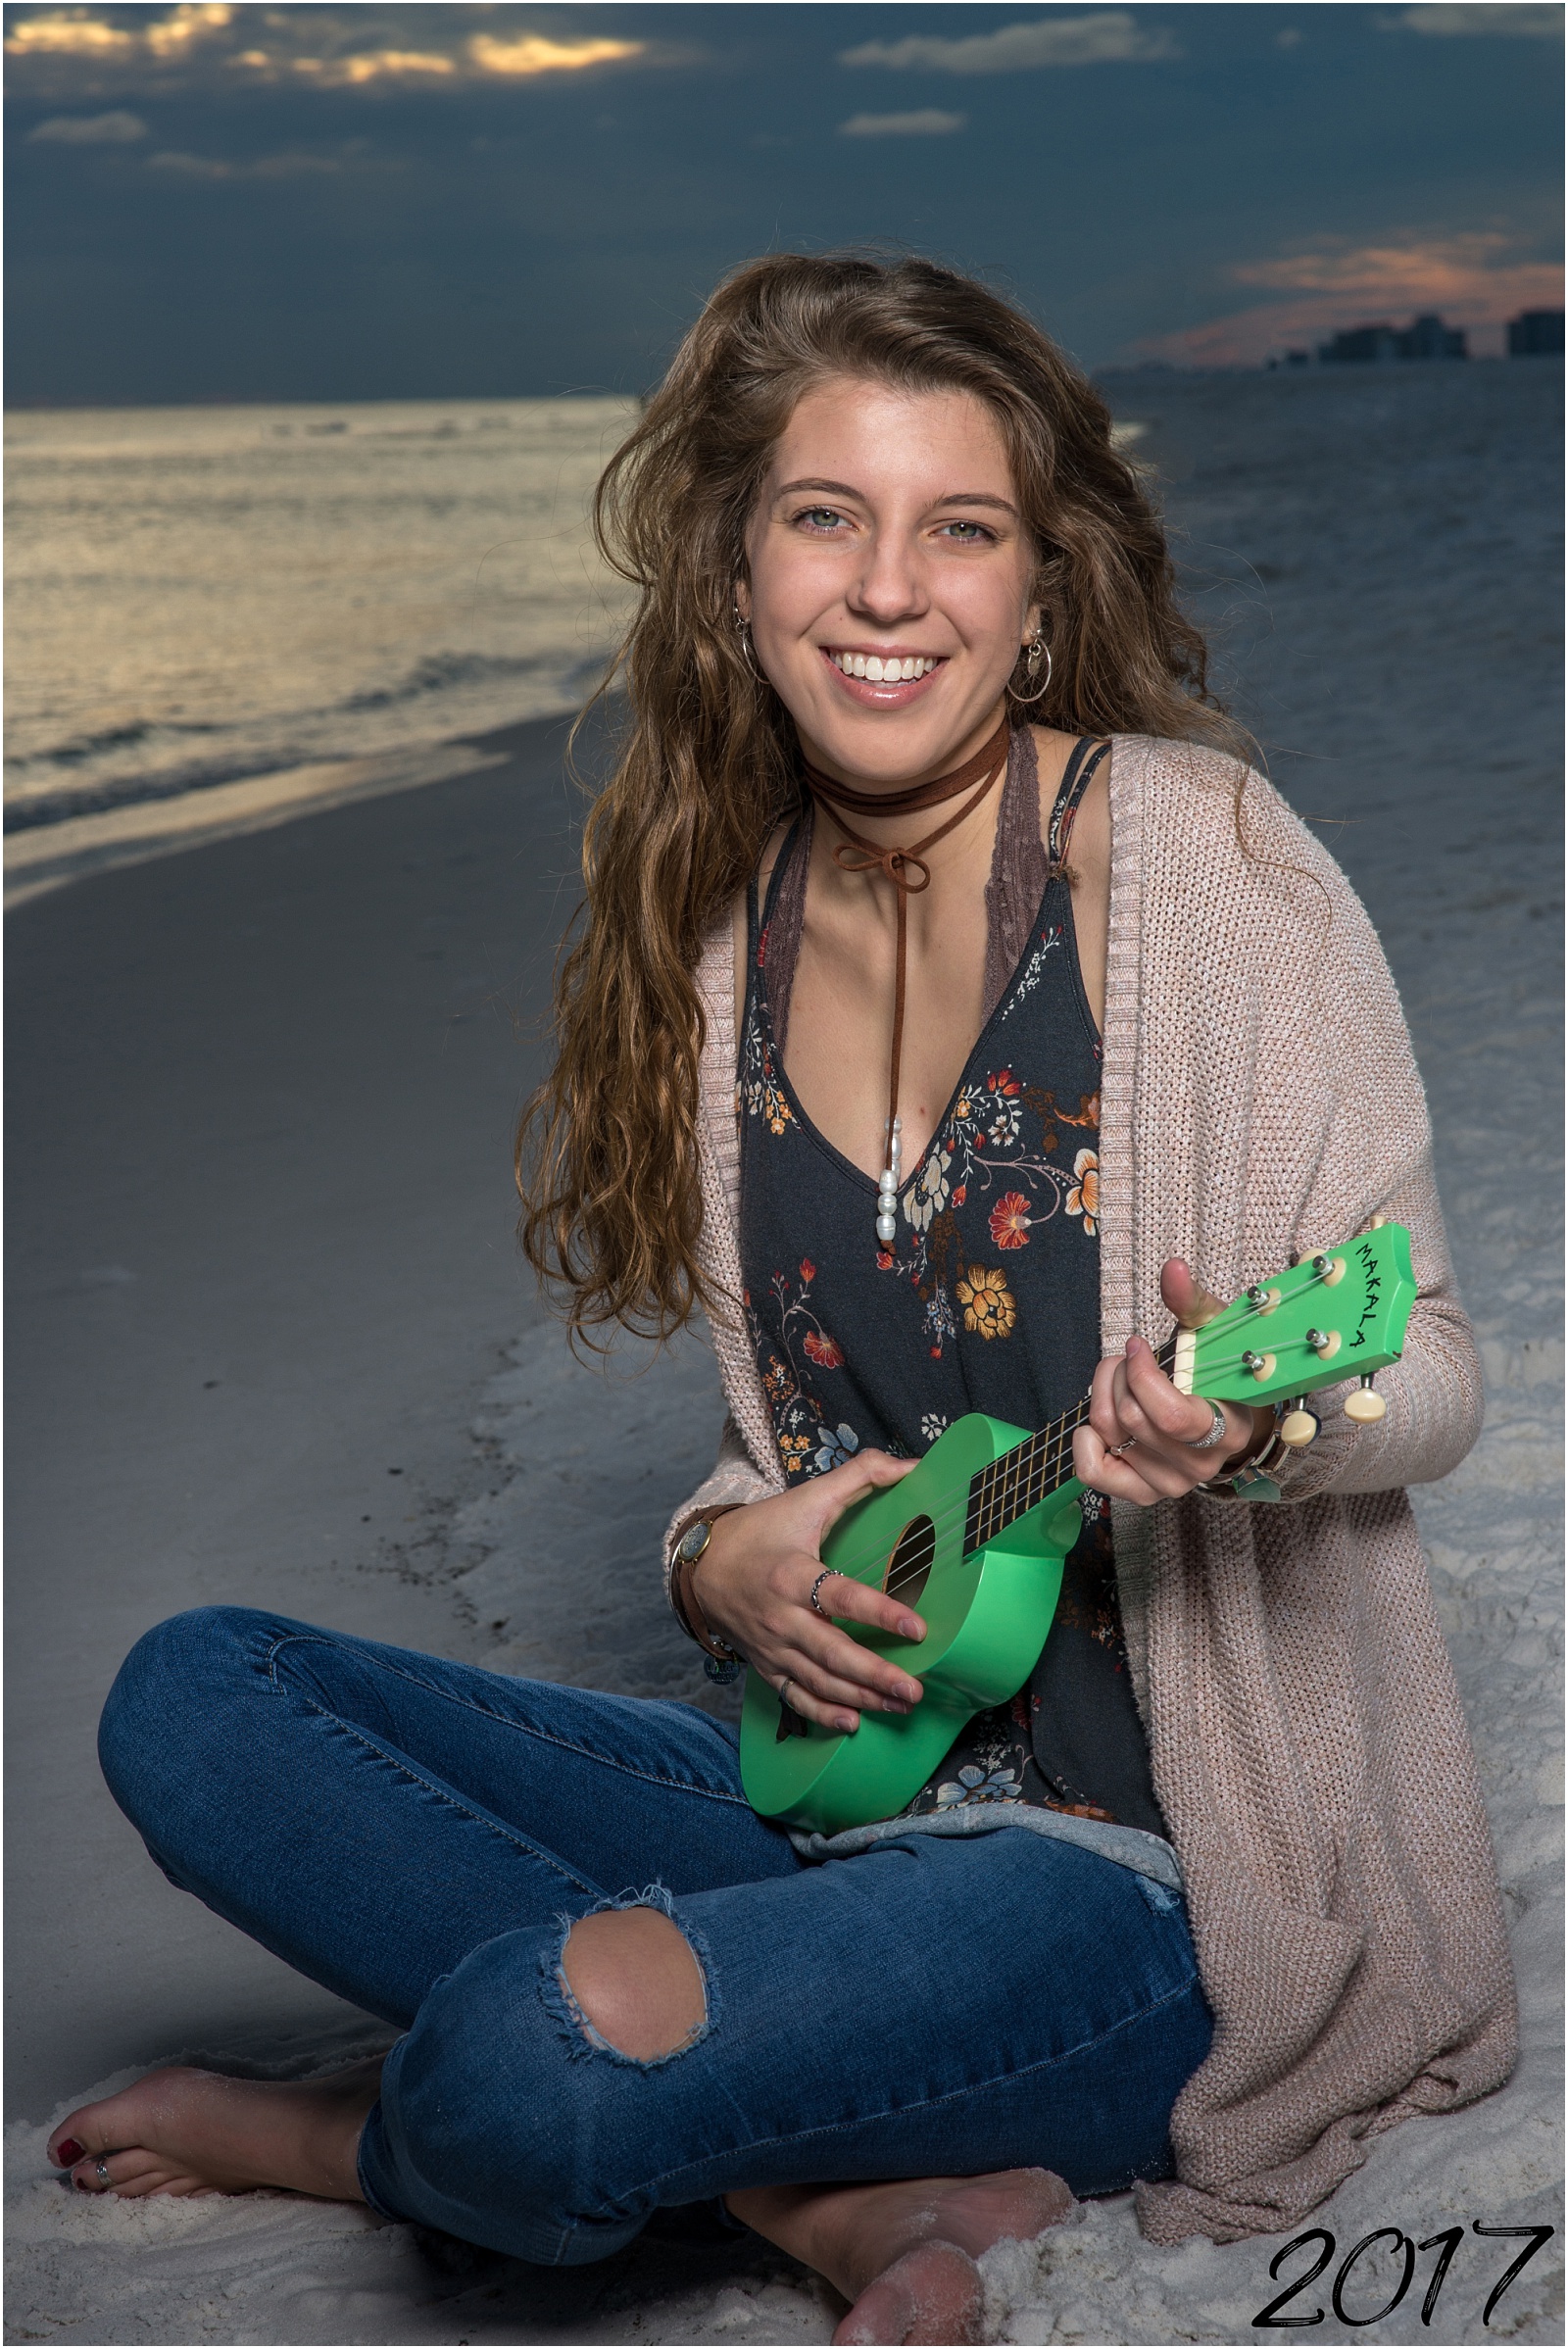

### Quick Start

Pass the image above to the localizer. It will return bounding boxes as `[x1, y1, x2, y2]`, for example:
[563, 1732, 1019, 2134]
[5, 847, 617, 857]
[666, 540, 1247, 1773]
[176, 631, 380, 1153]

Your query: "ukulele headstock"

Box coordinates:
[1178, 1222, 1416, 1409]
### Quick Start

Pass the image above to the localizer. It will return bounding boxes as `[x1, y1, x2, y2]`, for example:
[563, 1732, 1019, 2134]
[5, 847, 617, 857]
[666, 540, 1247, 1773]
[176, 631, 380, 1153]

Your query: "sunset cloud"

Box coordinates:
[6, 3, 232, 57]
[1135, 233, 1565, 367]
[1397, 4, 1561, 34]
[7, 10, 133, 55]
[1233, 230, 1519, 297]
[466, 32, 645, 76]
[4, 7, 647, 88]
[839, 109, 968, 136]
[144, 4, 233, 56]
[288, 51, 456, 85]
[147, 148, 342, 179]
[840, 13, 1178, 73]
[27, 107, 147, 140]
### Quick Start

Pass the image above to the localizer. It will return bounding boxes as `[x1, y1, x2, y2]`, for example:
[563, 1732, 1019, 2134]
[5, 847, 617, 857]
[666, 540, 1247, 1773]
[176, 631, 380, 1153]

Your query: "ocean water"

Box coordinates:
[5, 366, 1559, 841]
[4, 396, 639, 826]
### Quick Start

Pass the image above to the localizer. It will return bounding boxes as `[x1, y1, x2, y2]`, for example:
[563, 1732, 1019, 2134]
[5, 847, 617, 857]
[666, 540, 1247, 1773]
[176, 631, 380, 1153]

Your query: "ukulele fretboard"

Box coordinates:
[960, 1336, 1179, 1553]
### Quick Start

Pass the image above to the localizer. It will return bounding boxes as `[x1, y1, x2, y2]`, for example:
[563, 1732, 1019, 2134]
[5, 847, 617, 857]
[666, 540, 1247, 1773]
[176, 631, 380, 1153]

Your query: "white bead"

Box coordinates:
[893, 1116, 903, 1132]
[876, 1213, 897, 1243]
[880, 1170, 895, 1191]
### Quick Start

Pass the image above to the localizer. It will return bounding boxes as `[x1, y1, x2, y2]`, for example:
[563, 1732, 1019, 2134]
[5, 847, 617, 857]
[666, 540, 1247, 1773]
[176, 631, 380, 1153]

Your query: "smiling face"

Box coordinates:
[739, 374, 1039, 791]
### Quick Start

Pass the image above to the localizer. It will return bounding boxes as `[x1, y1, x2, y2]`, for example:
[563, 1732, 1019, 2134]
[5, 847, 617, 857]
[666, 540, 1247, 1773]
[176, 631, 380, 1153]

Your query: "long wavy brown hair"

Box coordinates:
[517, 252, 1235, 1347]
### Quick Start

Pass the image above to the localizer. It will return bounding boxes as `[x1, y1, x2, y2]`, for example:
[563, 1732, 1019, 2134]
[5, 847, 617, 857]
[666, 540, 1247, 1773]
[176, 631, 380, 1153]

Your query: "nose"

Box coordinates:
[846, 525, 930, 628]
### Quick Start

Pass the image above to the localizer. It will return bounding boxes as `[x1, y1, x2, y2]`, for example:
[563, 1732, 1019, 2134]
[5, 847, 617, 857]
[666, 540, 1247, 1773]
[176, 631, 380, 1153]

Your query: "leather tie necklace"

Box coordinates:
[801, 711, 1011, 1247]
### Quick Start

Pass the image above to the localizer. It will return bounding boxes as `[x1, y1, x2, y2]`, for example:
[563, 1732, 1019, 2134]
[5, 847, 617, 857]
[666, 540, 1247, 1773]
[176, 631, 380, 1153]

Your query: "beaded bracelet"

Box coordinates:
[1197, 1407, 1293, 1502]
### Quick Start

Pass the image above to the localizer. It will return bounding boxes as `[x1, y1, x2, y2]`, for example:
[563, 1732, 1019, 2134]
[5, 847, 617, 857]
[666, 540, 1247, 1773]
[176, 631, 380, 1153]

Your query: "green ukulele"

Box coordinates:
[740, 1222, 1416, 1835]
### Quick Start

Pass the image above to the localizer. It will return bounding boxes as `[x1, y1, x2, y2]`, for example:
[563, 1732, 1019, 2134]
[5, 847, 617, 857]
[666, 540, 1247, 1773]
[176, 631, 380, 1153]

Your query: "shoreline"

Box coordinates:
[3, 688, 619, 909]
[1, 726, 537, 908]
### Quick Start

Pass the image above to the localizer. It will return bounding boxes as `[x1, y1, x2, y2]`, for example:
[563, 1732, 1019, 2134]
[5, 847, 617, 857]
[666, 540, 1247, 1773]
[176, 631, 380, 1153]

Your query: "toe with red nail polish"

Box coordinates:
[54, 2136, 86, 2167]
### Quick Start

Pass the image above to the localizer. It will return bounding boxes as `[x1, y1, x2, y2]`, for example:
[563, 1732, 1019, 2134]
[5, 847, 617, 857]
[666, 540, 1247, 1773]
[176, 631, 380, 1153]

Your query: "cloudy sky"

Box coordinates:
[6, 1, 1562, 404]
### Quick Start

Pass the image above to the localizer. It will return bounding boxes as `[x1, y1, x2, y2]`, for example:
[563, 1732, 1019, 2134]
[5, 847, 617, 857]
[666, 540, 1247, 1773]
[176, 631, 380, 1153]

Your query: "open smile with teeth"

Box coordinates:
[827, 650, 943, 682]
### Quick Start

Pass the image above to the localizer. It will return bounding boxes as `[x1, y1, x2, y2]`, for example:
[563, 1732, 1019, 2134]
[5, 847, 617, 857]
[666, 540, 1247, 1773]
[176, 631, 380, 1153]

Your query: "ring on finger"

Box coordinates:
[1104, 1437, 1137, 1459]
[1184, 1401, 1230, 1452]
[808, 1568, 837, 1617]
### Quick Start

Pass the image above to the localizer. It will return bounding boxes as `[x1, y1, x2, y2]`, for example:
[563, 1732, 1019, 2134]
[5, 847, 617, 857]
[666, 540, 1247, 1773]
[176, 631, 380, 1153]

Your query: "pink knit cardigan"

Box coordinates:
[667, 735, 1517, 2244]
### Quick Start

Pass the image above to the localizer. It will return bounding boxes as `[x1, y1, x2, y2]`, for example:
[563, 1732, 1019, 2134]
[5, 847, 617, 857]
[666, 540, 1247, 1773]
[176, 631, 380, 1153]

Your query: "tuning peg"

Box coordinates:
[1278, 1401, 1320, 1448]
[1344, 1374, 1387, 1426]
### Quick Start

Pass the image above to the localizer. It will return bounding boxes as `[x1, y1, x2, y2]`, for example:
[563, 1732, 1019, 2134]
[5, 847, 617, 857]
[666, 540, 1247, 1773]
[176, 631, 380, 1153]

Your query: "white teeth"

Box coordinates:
[831, 652, 937, 678]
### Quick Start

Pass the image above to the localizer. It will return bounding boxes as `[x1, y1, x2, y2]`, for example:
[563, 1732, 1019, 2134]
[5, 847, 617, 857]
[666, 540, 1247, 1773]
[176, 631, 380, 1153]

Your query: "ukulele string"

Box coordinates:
[832, 1350, 1326, 1594]
[815, 1281, 1350, 1593]
[826, 1413, 1086, 1595]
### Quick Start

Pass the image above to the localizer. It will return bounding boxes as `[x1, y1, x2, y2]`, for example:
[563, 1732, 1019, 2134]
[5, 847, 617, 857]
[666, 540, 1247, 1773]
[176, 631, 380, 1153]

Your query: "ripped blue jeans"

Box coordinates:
[98, 1608, 1212, 2265]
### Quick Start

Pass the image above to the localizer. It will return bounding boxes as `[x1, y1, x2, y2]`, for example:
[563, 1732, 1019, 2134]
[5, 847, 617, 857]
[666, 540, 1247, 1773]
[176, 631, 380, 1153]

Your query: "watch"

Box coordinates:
[675, 1519, 716, 1569]
[669, 1515, 744, 1684]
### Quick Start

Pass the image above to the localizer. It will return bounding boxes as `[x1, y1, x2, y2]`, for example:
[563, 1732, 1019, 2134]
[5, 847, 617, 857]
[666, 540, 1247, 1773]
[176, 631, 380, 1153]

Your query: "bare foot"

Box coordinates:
[729, 2167, 1074, 2345]
[46, 2057, 384, 2203]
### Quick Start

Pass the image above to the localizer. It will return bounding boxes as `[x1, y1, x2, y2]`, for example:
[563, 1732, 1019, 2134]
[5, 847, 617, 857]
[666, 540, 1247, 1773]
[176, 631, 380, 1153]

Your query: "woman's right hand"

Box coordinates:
[689, 1453, 927, 1733]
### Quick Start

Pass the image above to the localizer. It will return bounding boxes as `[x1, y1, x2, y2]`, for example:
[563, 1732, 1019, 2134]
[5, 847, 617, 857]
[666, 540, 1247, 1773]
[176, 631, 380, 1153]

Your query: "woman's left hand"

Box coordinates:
[1073, 1259, 1274, 1506]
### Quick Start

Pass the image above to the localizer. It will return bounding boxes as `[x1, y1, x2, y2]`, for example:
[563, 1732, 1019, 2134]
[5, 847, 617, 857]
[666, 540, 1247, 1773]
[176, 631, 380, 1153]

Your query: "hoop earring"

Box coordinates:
[1012, 628, 1053, 706]
[732, 600, 765, 684]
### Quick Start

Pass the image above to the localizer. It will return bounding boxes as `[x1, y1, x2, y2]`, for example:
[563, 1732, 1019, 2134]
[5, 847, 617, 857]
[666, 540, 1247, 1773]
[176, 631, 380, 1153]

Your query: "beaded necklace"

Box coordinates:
[801, 711, 1011, 1248]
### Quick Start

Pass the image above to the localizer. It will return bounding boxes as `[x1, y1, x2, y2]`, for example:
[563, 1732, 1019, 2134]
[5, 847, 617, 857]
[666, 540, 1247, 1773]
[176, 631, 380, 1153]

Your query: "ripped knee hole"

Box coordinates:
[558, 1904, 708, 2064]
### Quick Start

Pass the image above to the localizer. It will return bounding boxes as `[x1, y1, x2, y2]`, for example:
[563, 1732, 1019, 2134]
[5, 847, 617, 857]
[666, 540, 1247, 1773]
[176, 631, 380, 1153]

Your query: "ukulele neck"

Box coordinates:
[961, 1337, 1178, 1553]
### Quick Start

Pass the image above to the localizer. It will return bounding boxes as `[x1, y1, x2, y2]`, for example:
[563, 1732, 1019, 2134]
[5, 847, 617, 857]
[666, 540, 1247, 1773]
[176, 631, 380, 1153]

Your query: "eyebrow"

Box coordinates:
[774, 478, 1020, 518]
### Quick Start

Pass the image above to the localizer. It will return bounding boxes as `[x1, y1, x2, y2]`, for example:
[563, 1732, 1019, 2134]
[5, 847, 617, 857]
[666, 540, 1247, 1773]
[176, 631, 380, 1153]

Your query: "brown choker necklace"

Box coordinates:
[801, 712, 1010, 1247]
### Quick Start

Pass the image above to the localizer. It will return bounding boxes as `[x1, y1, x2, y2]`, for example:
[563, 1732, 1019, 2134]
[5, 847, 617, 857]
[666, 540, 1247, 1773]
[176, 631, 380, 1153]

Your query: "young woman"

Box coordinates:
[52, 257, 1514, 2347]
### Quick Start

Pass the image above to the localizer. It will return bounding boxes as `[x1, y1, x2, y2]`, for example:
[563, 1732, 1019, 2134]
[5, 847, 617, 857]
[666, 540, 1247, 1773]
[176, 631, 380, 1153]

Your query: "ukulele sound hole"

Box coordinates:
[884, 1515, 936, 1611]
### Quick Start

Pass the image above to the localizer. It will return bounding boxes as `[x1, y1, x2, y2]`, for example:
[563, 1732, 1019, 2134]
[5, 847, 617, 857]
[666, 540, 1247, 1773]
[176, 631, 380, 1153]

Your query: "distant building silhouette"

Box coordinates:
[1318, 314, 1466, 365]
[1507, 309, 1564, 357]
[1400, 314, 1468, 361]
[1319, 324, 1402, 364]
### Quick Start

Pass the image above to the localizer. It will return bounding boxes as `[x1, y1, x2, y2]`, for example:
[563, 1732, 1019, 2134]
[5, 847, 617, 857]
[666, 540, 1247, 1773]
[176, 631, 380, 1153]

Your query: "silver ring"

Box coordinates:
[1185, 1402, 1230, 1452]
[777, 1676, 792, 1707]
[809, 1569, 836, 1617]
[95, 2158, 111, 2188]
[1105, 1437, 1137, 1459]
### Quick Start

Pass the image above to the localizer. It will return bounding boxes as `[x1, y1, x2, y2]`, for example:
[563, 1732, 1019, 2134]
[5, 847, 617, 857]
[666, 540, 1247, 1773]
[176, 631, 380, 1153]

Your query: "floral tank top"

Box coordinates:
[738, 733, 1168, 1844]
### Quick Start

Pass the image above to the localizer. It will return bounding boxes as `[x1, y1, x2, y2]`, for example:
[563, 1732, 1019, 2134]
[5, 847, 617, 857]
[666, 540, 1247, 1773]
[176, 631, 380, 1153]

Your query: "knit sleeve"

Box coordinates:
[1216, 778, 1482, 1506]
[662, 1414, 777, 1595]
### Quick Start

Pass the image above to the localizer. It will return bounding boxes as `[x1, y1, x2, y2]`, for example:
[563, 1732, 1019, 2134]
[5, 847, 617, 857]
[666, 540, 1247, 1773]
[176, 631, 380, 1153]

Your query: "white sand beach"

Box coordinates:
[6, 361, 1562, 2343]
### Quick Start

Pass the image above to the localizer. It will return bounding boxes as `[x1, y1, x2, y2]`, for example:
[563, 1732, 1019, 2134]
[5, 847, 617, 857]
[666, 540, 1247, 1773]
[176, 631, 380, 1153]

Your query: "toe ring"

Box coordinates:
[94, 2158, 111, 2188]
